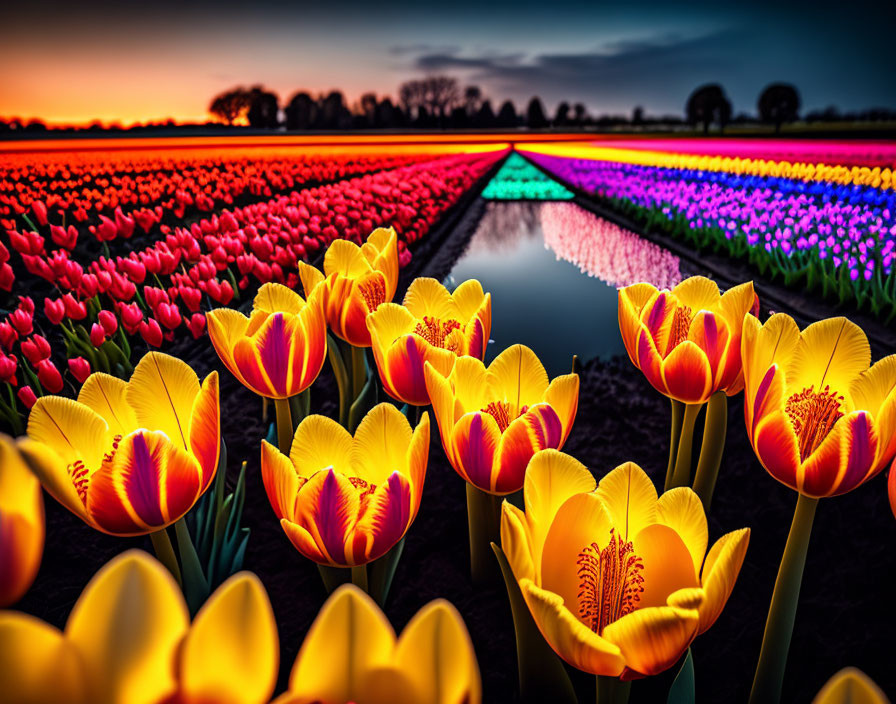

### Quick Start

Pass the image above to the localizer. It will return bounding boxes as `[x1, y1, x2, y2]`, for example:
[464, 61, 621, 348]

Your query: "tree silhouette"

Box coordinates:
[632, 106, 644, 125]
[685, 84, 732, 134]
[209, 88, 252, 125]
[496, 100, 518, 128]
[758, 83, 801, 133]
[246, 86, 279, 128]
[475, 100, 496, 128]
[284, 92, 317, 130]
[317, 91, 351, 129]
[464, 86, 483, 115]
[526, 97, 548, 128]
[554, 102, 570, 126]
[573, 103, 587, 126]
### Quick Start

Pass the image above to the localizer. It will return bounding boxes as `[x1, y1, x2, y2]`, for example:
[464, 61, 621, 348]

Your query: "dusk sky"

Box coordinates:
[2, 0, 894, 126]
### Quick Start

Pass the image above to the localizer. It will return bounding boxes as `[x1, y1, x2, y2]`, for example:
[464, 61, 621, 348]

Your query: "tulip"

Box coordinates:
[619, 276, 757, 501]
[68, 357, 92, 383]
[501, 451, 749, 689]
[0, 550, 278, 704]
[262, 404, 428, 586]
[139, 318, 163, 347]
[17, 386, 37, 409]
[742, 314, 896, 704]
[97, 310, 118, 336]
[36, 359, 64, 393]
[0, 353, 16, 385]
[90, 323, 107, 348]
[0, 322, 17, 350]
[367, 277, 491, 406]
[298, 227, 399, 347]
[21, 351, 220, 536]
[0, 436, 44, 607]
[812, 668, 889, 704]
[44, 298, 66, 326]
[272, 584, 481, 704]
[8, 308, 33, 336]
[20, 335, 51, 365]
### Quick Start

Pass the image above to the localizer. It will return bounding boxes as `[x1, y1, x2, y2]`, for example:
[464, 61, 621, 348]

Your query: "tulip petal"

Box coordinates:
[367, 303, 417, 346]
[802, 411, 878, 498]
[405, 411, 430, 512]
[394, 599, 482, 704]
[543, 373, 579, 443]
[17, 438, 90, 524]
[324, 239, 370, 278]
[351, 403, 413, 486]
[687, 311, 730, 388]
[0, 613, 86, 704]
[189, 372, 220, 493]
[523, 449, 596, 577]
[639, 291, 677, 359]
[289, 415, 353, 477]
[595, 461, 658, 542]
[451, 279, 487, 320]
[179, 573, 279, 704]
[661, 341, 712, 404]
[65, 550, 189, 704]
[261, 441, 301, 521]
[450, 356, 490, 415]
[786, 317, 870, 398]
[601, 605, 699, 677]
[495, 404, 564, 494]
[451, 412, 501, 490]
[280, 520, 327, 563]
[671, 276, 720, 311]
[353, 471, 413, 563]
[698, 527, 750, 633]
[287, 585, 396, 702]
[655, 487, 708, 575]
[78, 373, 138, 437]
[501, 501, 535, 582]
[298, 261, 325, 298]
[403, 277, 453, 319]
[254, 282, 306, 315]
[27, 396, 108, 478]
[462, 295, 491, 359]
[487, 345, 549, 410]
[424, 362, 457, 454]
[206, 308, 249, 373]
[753, 410, 802, 491]
[292, 469, 359, 565]
[233, 313, 292, 398]
[521, 579, 625, 676]
[87, 431, 201, 535]
[851, 354, 896, 465]
[812, 667, 889, 704]
[632, 523, 700, 609]
[618, 283, 659, 365]
[127, 352, 200, 452]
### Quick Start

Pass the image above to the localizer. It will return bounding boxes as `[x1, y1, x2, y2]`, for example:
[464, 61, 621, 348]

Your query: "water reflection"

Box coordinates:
[447, 201, 682, 375]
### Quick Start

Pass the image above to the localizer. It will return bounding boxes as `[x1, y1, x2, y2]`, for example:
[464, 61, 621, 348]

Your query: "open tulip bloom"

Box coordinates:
[366, 277, 491, 406]
[207, 282, 327, 450]
[273, 584, 481, 704]
[0, 435, 44, 607]
[0, 550, 279, 704]
[424, 344, 578, 581]
[618, 276, 757, 506]
[501, 450, 748, 699]
[261, 403, 428, 598]
[21, 352, 220, 537]
[741, 313, 896, 704]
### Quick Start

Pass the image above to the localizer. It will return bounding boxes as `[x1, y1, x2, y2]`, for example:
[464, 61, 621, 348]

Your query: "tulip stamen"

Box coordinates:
[358, 278, 387, 314]
[481, 401, 529, 432]
[785, 385, 844, 461]
[67, 459, 90, 504]
[576, 529, 644, 634]
[667, 305, 693, 354]
[348, 476, 377, 501]
[414, 316, 462, 352]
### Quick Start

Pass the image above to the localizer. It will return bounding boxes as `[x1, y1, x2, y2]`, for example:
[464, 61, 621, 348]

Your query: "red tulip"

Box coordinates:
[36, 359, 63, 393]
[179, 286, 202, 312]
[139, 318, 163, 347]
[62, 294, 87, 321]
[20, 335, 51, 365]
[114, 207, 135, 238]
[44, 299, 65, 326]
[0, 353, 17, 384]
[155, 303, 182, 330]
[97, 310, 118, 336]
[17, 297, 34, 315]
[67, 356, 91, 383]
[31, 200, 48, 226]
[50, 224, 78, 250]
[0, 263, 13, 291]
[17, 386, 37, 409]
[8, 309, 33, 337]
[119, 302, 143, 333]
[186, 313, 206, 339]
[89, 323, 106, 348]
[0, 323, 17, 351]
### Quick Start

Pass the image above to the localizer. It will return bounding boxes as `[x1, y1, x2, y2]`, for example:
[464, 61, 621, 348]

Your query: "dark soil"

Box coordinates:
[14, 177, 896, 703]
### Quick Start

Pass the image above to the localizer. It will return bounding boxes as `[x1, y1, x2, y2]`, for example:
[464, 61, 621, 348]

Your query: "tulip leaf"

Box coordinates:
[175, 518, 210, 616]
[667, 648, 695, 704]
[492, 543, 577, 704]
[327, 333, 351, 427]
[368, 536, 405, 606]
[347, 372, 378, 434]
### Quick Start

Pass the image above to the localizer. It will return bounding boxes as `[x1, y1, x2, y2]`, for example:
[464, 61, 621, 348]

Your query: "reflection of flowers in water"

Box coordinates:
[465, 202, 542, 255]
[540, 202, 682, 289]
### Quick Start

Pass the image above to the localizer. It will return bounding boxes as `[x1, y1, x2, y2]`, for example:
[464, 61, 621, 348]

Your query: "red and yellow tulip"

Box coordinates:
[366, 277, 491, 406]
[21, 352, 220, 536]
[425, 344, 578, 495]
[812, 668, 890, 704]
[261, 403, 429, 567]
[0, 550, 278, 704]
[501, 450, 749, 678]
[0, 436, 44, 607]
[207, 283, 327, 399]
[272, 584, 481, 704]
[618, 276, 757, 404]
[298, 227, 399, 347]
[742, 314, 896, 497]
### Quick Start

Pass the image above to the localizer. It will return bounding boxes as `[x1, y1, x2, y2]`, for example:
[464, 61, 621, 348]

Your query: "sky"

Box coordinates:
[1, 0, 895, 126]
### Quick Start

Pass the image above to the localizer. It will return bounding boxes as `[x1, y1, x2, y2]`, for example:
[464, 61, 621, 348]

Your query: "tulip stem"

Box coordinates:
[150, 528, 182, 586]
[665, 399, 685, 489]
[351, 564, 368, 592]
[274, 398, 293, 453]
[596, 676, 631, 704]
[749, 493, 818, 704]
[668, 403, 702, 490]
[327, 333, 350, 427]
[350, 344, 367, 401]
[466, 483, 502, 584]
[692, 391, 728, 511]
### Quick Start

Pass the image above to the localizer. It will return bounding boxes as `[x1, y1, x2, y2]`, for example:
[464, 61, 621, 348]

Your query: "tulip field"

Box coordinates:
[1, 135, 895, 704]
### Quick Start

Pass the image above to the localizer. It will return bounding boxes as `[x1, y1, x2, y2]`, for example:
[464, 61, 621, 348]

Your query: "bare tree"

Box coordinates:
[209, 88, 252, 125]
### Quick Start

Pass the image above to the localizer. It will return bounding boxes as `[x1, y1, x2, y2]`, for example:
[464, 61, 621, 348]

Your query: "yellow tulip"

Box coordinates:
[272, 584, 481, 704]
[812, 668, 890, 704]
[501, 450, 749, 679]
[424, 344, 578, 495]
[0, 550, 278, 704]
[21, 352, 220, 536]
[367, 277, 491, 406]
[261, 403, 429, 567]
[298, 227, 399, 347]
[0, 435, 44, 607]
[207, 283, 327, 399]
